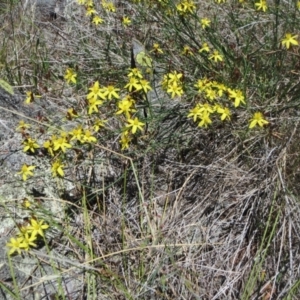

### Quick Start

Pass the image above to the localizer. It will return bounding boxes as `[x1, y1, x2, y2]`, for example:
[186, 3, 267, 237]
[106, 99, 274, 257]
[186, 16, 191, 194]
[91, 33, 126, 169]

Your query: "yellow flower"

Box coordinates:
[64, 68, 77, 84]
[22, 138, 39, 153]
[51, 160, 65, 177]
[88, 98, 103, 115]
[86, 6, 96, 16]
[254, 0, 267, 12]
[216, 106, 231, 121]
[92, 15, 104, 25]
[128, 68, 143, 79]
[139, 79, 152, 93]
[209, 50, 223, 62]
[176, 0, 196, 14]
[126, 117, 145, 134]
[82, 130, 97, 143]
[194, 78, 210, 92]
[53, 136, 72, 153]
[200, 18, 211, 29]
[214, 83, 227, 97]
[205, 88, 217, 101]
[87, 81, 106, 101]
[199, 103, 214, 114]
[124, 77, 142, 92]
[102, 85, 120, 100]
[27, 219, 49, 237]
[166, 71, 183, 84]
[93, 119, 107, 132]
[24, 91, 34, 104]
[102, 1, 115, 12]
[122, 16, 131, 26]
[17, 225, 30, 237]
[163, 73, 185, 91]
[116, 97, 136, 117]
[120, 131, 131, 150]
[22, 198, 31, 208]
[18, 164, 35, 181]
[162, 72, 184, 92]
[70, 125, 84, 142]
[43, 140, 54, 156]
[281, 33, 298, 49]
[23, 91, 41, 104]
[150, 43, 164, 54]
[7, 237, 26, 255]
[16, 120, 30, 131]
[187, 105, 202, 122]
[66, 108, 78, 120]
[198, 112, 212, 128]
[182, 45, 194, 56]
[19, 232, 37, 251]
[249, 112, 269, 128]
[228, 89, 246, 107]
[199, 43, 210, 53]
[167, 81, 184, 98]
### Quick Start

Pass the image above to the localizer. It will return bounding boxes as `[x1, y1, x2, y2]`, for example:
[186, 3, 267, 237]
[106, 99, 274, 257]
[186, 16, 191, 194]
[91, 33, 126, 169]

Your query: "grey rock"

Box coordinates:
[0, 86, 79, 299]
[25, 0, 69, 20]
[0, 88, 35, 139]
[0, 238, 83, 299]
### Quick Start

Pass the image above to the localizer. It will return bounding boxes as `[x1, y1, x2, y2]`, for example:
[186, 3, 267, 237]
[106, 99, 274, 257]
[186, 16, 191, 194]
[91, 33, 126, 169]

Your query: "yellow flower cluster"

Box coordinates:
[19, 120, 101, 179]
[76, 0, 127, 26]
[43, 126, 101, 176]
[193, 37, 226, 64]
[125, 68, 152, 94]
[162, 71, 184, 99]
[7, 218, 49, 255]
[188, 79, 232, 127]
[116, 68, 153, 150]
[18, 64, 151, 182]
[188, 78, 268, 128]
[197, 41, 224, 62]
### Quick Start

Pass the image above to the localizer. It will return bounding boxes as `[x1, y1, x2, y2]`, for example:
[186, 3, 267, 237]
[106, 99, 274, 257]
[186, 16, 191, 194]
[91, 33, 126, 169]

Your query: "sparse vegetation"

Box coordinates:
[1, 0, 300, 299]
